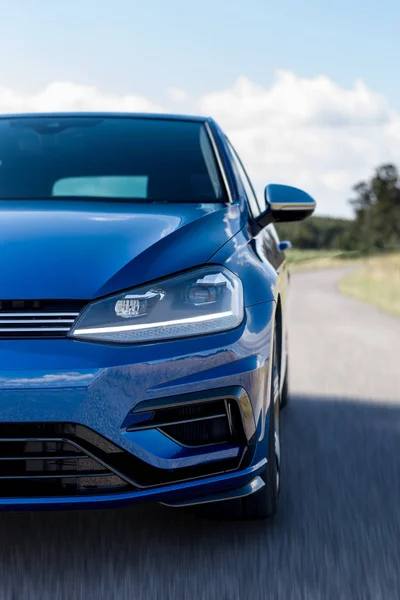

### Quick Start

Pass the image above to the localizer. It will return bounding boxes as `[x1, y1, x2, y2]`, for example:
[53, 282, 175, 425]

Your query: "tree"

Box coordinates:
[346, 164, 400, 252]
[276, 163, 400, 253]
[275, 216, 351, 250]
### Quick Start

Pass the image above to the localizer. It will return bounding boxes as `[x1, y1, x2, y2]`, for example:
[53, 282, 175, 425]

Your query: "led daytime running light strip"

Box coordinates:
[73, 310, 234, 336]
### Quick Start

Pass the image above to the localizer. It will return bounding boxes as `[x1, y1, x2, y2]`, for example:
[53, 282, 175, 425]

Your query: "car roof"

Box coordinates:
[0, 112, 210, 124]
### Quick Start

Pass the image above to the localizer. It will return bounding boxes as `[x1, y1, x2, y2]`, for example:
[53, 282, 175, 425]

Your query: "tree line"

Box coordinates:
[275, 164, 400, 252]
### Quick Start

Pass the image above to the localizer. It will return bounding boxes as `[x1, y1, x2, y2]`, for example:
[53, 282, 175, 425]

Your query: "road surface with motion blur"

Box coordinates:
[1, 267, 400, 600]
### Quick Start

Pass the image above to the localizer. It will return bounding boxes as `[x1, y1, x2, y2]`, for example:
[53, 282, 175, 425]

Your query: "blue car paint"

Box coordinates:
[0, 112, 289, 511]
[0, 200, 244, 300]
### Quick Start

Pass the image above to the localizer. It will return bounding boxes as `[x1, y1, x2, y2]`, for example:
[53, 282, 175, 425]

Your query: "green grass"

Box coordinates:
[286, 249, 356, 271]
[339, 253, 400, 317]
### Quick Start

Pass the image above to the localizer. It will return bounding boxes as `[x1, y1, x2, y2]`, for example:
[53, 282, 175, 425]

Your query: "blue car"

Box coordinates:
[0, 113, 315, 518]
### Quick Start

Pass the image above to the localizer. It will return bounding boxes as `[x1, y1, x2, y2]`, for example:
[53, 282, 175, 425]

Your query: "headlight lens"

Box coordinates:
[69, 266, 244, 343]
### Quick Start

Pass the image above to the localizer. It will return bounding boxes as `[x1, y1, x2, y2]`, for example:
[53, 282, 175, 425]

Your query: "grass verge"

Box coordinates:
[339, 253, 400, 317]
[286, 249, 358, 271]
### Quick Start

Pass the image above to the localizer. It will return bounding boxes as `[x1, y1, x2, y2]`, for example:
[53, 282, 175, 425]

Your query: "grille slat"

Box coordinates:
[0, 313, 79, 317]
[0, 471, 111, 480]
[0, 319, 75, 324]
[0, 301, 85, 338]
[0, 438, 81, 442]
[0, 327, 72, 332]
[0, 454, 87, 461]
[132, 413, 227, 432]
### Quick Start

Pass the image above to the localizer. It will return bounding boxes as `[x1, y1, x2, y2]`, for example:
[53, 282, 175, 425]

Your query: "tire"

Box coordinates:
[280, 358, 289, 409]
[199, 329, 281, 521]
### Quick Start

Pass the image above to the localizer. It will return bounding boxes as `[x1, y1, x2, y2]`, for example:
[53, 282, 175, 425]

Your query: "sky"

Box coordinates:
[0, 0, 400, 217]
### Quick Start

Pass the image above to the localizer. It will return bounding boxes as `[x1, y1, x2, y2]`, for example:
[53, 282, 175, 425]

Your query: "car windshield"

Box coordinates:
[0, 116, 227, 203]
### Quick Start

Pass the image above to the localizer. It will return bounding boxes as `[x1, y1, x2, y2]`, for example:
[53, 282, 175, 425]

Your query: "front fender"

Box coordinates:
[210, 228, 277, 306]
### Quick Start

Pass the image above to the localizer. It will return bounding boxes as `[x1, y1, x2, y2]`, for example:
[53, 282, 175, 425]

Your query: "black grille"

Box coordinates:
[0, 300, 86, 339]
[163, 419, 230, 446]
[128, 399, 244, 447]
[0, 430, 131, 497]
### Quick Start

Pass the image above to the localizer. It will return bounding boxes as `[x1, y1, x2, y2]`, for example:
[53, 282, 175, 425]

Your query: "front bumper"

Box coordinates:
[0, 302, 274, 510]
[0, 458, 268, 511]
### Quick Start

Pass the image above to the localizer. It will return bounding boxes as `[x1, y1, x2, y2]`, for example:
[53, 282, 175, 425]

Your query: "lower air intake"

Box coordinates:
[128, 399, 244, 447]
[0, 432, 130, 497]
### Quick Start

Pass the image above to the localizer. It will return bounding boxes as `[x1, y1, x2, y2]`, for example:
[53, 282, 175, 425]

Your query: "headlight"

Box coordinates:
[69, 266, 244, 343]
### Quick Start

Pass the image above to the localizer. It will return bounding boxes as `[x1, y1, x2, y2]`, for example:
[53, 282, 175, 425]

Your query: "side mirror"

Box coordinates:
[256, 184, 316, 228]
[278, 240, 292, 252]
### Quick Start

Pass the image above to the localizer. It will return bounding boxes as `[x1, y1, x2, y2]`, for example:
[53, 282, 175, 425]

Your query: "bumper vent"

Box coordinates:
[0, 434, 130, 497]
[0, 300, 85, 338]
[128, 399, 244, 448]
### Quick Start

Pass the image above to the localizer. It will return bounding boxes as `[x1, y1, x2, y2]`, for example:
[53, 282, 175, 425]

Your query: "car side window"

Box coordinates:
[226, 139, 261, 217]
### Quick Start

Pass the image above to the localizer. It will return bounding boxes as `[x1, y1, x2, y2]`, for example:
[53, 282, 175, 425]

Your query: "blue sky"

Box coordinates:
[0, 0, 399, 216]
[1, 0, 398, 103]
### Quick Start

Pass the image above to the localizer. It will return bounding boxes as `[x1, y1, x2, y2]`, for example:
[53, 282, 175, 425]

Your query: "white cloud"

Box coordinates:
[166, 87, 189, 103]
[196, 72, 400, 216]
[1, 73, 400, 216]
[0, 81, 162, 114]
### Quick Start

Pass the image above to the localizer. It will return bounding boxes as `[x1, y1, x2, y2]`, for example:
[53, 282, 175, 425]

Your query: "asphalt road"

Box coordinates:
[1, 268, 400, 600]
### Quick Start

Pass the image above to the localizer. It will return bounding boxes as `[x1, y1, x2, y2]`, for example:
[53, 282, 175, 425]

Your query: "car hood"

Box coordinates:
[0, 200, 242, 299]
